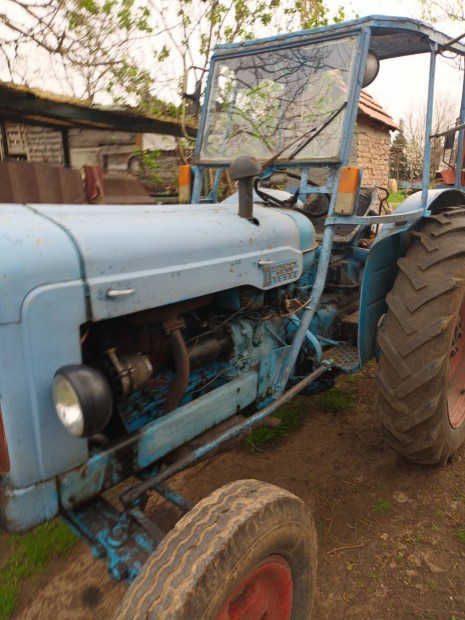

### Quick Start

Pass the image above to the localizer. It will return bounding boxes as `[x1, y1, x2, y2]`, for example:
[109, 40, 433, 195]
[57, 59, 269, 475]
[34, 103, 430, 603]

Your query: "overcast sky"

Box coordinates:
[1, 0, 463, 123]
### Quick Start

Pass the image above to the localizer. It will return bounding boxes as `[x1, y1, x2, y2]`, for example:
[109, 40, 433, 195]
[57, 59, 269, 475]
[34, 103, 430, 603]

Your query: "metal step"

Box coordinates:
[324, 345, 359, 372]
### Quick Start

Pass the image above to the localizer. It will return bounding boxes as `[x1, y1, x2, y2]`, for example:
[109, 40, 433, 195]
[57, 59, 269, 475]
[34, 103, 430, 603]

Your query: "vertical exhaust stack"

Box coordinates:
[230, 156, 262, 220]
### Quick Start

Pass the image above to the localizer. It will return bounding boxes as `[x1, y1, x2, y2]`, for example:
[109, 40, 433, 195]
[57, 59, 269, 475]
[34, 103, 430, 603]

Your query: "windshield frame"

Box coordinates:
[195, 31, 362, 167]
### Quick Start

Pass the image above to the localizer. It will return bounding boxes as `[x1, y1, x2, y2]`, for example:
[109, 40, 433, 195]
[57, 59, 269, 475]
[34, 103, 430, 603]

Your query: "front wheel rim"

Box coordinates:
[216, 555, 293, 620]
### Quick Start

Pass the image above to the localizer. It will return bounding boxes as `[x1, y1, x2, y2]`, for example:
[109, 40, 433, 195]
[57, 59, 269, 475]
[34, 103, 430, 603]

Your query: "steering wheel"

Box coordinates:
[302, 193, 330, 218]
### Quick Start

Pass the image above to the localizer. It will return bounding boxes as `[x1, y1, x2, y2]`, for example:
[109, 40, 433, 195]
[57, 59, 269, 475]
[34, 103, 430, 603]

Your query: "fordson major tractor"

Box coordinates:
[1, 14, 465, 619]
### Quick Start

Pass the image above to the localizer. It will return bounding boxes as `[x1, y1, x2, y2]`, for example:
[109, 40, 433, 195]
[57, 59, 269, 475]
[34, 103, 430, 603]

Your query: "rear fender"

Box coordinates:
[359, 188, 465, 364]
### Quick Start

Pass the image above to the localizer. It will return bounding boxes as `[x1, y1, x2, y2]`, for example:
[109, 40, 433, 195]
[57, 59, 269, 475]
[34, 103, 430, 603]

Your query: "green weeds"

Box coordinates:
[245, 397, 304, 452]
[373, 499, 392, 514]
[0, 521, 77, 620]
[316, 385, 354, 413]
[246, 382, 355, 452]
[387, 190, 406, 206]
[456, 529, 465, 544]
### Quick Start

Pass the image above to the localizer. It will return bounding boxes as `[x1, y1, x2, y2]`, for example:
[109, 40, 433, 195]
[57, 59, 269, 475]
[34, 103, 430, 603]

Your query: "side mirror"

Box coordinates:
[183, 79, 202, 117]
[181, 65, 206, 140]
[362, 51, 380, 88]
[443, 131, 456, 167]
[444, 132, 455, 150]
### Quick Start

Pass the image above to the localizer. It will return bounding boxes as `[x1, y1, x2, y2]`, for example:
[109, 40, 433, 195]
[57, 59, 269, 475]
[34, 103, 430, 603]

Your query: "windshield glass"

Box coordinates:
[199, 36, 357, 164]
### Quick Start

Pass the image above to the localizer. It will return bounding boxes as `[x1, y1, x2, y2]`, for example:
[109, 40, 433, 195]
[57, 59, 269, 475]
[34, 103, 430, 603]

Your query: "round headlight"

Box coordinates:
[53, 365, 113, 438]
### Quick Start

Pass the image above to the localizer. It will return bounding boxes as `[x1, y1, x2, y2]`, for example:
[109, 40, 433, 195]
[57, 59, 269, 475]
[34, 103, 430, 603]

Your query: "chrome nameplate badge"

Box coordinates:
[262, 259, 299, 287]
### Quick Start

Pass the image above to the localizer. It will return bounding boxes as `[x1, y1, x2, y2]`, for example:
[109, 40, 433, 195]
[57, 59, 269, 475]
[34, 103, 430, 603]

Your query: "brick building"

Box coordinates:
[351, 91, 399, 188]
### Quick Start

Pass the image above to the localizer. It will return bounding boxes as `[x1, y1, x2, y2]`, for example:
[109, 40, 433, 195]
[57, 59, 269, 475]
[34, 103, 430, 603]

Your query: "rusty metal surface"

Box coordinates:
[102, 174, 154, 205]
[0, 161, 85, 204]
[63, 496, 157, 582]
[0, 81, 197, 138]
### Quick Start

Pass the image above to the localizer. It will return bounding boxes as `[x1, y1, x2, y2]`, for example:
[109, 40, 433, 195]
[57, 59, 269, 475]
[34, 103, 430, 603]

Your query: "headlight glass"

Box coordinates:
[53, 374, 85, 437]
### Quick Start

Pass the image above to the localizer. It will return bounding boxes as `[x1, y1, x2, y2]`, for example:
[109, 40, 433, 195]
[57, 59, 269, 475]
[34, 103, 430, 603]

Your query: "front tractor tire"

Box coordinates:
[377, 208, 465, 464]
[115, 479, 317, 620]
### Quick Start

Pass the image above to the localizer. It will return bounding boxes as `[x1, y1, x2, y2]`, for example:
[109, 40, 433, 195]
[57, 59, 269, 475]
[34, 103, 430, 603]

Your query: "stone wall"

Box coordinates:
[350, 117, 392, 189]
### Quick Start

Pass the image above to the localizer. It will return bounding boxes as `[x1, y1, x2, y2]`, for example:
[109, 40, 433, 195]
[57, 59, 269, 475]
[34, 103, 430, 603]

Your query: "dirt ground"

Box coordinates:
[7, 364, 465, 619]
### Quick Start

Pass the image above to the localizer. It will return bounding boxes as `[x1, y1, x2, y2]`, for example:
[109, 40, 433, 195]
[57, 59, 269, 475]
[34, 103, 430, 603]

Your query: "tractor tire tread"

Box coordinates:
[115, 479, 317, 620]
[376, 207, 465, 464]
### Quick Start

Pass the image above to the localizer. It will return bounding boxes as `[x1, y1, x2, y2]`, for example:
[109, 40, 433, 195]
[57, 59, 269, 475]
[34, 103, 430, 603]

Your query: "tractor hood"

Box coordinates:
[0, 205, 83, 324]
[31, 203, 316, 321]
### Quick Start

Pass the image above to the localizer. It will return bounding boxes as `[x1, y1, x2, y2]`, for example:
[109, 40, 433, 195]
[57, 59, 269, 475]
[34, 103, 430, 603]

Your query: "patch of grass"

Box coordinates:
[245, 397, 304, 452]
[0, 585, 16, 620]
[387, 191, 406, 206]
[373, 499, 392, 514]
[247, 379, 357, 453]
[0, 520, 77, 620]
[316, 385, 354, 413]
[456, 528, 465, 544]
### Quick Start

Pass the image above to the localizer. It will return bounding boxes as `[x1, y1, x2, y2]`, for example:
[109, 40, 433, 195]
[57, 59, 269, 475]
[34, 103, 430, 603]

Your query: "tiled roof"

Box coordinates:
[358, 90, 399, 131]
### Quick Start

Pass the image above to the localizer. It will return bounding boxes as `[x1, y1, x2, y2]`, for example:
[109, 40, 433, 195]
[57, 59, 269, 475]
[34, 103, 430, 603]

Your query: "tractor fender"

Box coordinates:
[376, 187, 465, 242]
[358, 187, 465, 364]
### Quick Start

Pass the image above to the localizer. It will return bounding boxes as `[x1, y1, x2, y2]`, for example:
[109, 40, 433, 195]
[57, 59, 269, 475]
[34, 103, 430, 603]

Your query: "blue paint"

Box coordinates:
[376, 189, 465, 243]
[287, 316, 322, 363]
[2, 13, 465, 584]
[359, 234, 407, 364]
[58, 371, 259, 509]
[0, 279, 88, 526]
[0, 478, 59, 533]
[276, 208, 318, 266]
[421, 46, 437, 208]
[120, 363, 226, 432]
[455, 70, 465, 189]
[35, 203, 312, 320]
[155, 484, 193, 513]
[63, 497, 156, 582]
[119, 362, 333, 509]
[0, 205, 83, 324]
[211, 16, 465, 59]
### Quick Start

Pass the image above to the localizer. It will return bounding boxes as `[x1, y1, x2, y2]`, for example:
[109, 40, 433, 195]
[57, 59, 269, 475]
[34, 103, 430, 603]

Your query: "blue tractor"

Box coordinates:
[1, 15, 465, 619]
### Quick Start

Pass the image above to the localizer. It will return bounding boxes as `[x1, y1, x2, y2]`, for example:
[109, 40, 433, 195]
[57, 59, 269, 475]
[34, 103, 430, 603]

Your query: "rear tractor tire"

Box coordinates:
[376, 208, 465, 464]
[115, 479, 317, 620]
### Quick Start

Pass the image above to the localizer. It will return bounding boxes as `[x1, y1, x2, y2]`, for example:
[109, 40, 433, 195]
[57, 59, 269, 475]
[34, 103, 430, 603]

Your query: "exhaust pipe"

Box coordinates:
[230, 156, 262, 220]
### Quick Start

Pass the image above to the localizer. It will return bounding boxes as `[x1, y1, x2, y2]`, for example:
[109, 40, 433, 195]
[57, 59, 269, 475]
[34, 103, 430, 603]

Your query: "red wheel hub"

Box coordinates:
[216, 555, 293, 620]
[448, 298, 465, 428]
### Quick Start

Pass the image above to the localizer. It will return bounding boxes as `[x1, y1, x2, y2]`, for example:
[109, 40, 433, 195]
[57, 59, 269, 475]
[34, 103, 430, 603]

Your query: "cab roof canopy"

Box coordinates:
[214, 14, 465, 59]
[0, 81, 197, 138]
